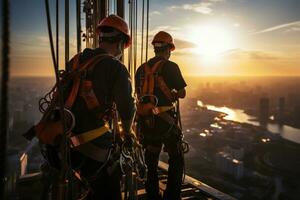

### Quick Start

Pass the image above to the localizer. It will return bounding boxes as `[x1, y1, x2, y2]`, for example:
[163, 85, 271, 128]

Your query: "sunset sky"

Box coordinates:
[2, 0, 300, 76]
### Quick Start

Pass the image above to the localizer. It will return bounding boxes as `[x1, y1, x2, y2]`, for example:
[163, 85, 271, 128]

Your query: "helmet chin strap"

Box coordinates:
[115, 41, 124, 60]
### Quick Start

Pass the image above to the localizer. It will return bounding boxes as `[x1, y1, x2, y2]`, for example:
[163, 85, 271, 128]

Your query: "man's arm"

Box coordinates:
[177, 88, 186, 99]
[165, 62, 187, 99]
[112, 64, 136, 135]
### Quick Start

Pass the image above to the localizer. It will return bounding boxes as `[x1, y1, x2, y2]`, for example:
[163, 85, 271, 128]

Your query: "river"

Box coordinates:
[205, 104, 300, 144]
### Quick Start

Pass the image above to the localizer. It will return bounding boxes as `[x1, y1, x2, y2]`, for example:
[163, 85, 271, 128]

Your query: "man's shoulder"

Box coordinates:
[136, 63, 146, 76]
[163, 59, 179, 69]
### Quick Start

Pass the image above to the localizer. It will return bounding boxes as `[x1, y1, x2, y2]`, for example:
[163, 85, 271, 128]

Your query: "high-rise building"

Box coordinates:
[259, 97, 269, 125]
[278, 97, 285, 123]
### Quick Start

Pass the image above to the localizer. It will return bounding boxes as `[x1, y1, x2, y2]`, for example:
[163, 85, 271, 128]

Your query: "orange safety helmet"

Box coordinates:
[152, 31, 175, 51]
[96, 14, 131, 48]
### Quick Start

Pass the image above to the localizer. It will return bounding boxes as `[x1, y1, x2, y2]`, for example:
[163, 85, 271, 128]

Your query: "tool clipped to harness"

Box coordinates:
[120, 140, 147, 181]
[136, 94, 158, 116]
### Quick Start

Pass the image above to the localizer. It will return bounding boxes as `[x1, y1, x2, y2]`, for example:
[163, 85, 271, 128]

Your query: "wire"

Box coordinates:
[44, 1, 70, 199]
[145, 0, 149, 61]
[44, 0, 57, 70]
[141, 0, 145, 65]
[56, 0, 59, 79]
[128, 0, 132, 75]
[134, 0, 138, 73]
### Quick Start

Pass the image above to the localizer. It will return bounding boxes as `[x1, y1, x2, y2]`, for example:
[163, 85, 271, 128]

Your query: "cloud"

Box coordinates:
[174, 39, 198, 49]
[221, 49, 280, 61]
[150, 11, 161, 16]
[254, 20, 300, 34]
[168, 0, 225, 15]
[149, 25, 180, 36]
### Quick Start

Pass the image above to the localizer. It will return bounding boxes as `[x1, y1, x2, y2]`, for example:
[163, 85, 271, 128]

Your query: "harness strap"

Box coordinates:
[70, 124, 111, 147]
[156, 76, 174, 102]
[156, 111, 181, 132]
[73, 143, 110, 162]
[139, 60, 174, 103]
[79, 55, 113, 118]
[65, 54, 80, 109]
[152, 106, 174, 115]
[142, 60, 165, 96]
[65, 53, 111, 109]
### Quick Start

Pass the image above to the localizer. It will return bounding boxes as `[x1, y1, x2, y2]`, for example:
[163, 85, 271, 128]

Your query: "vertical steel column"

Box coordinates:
[93, 0, 98, 48]
[99, 0, 108, 21]
[0, 0, 10, 198]
[117, 0, 124, 18]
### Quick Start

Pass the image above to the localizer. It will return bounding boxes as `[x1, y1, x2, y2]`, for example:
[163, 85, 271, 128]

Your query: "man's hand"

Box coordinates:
[171, 88, 186, 99]
[123, 130, 136, 148]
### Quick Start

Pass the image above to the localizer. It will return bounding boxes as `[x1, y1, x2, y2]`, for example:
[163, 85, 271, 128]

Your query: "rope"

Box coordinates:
[145, 0, 149, 61]
[141, 0, 145, 64]
[134, 0, 138, 73]
[176, 99, 189, 183]
[0, 0, 9, 198]
[56, 0, 59, 79]
[65, 0, 70, 66]
[44, 1, 70, 198]
[128, 0, 132, 75]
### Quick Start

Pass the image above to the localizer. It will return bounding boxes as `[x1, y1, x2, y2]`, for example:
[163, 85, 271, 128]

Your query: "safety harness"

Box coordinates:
[24, 53, 114, 153]
[136, 59, 190, 151]
[136, 59, 175, 117]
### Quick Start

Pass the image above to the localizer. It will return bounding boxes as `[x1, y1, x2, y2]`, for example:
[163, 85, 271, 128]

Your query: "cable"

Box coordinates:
[0, 0, 9, 198]
[145, 0, 149, 61]
[141, 0, 145, 65]
[44, 1, 70, 199]
[56, 0, 59, 79]
[128, 0, 132, 75]
[44, 0, 57, 70]
[134, 0, 138, 73]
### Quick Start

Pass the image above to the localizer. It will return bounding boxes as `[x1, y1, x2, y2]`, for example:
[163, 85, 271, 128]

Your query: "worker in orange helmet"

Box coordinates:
[135, 31, 187, 200]
[67, 14, 135, 199]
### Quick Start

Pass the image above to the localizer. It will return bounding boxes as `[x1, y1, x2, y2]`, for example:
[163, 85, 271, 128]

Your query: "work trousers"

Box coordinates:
[71, 149, 122, 200]
[144, 132, 184, 200]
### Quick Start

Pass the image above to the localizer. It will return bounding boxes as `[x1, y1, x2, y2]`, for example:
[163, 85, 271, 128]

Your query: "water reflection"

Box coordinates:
[202, 103, 300, 144]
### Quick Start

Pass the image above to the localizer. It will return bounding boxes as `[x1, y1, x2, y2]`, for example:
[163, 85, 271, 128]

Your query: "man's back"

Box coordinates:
[71, 48, 135, 134]
[135, 56, 186, 107]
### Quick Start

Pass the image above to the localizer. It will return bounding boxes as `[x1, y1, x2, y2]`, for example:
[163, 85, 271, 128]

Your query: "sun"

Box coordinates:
[186, 24, 236, 63]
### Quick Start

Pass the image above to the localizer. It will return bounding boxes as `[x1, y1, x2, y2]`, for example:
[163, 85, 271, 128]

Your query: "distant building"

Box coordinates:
[215, 152, 244, 180]
[259, 97, 269, 125]
[278, 97, 285, 123]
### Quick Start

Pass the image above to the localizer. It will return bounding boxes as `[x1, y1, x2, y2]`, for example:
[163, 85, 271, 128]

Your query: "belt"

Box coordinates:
[70, 124, 111, 147]
[70, 125, 112, 162]
[152, 106, 174, 115]
[74, 143, 110, 162]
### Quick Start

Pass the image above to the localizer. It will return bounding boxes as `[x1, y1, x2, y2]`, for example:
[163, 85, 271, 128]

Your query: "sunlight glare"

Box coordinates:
[187, 24, 236, 63]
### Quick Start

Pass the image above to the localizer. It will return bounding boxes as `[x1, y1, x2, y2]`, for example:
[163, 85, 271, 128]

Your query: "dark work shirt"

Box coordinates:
[135, 56, 187, 106]
[70, 48, 135, 134]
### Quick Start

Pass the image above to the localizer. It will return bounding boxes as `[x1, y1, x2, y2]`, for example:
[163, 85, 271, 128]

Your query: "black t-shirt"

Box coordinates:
[135, 56, 187, 106]
[70, 48, 135, 134]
